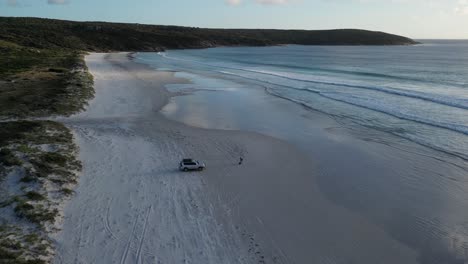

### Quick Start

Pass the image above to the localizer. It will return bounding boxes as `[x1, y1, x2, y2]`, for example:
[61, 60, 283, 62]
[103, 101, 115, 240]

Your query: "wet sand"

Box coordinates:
[53, 53, 420, 263]
[160, 66, 468, 264]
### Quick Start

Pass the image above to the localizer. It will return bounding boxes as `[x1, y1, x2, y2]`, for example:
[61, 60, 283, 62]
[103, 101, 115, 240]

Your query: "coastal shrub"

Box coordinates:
[61, 188, 74, 196]
[24, 260, 46, 264]
[16, 144, 37, 154]
[29, 160, 53, 178]
[0, 148, 22, 166]
[25, 191, 45, 201]
[0, 17, 417, 54]
[39, 152, 67, 167]
[14, 201, 34, 216]
[0, 246, 21, 261]
[0, 32, 87, 260]
[0, 46, 94, 118]
[20, 175, 37, 183]
[14, 201, 58, 224]
[0, 239, 21, 250]
[48, 67, 66, 73]
[0, 121, 42, 145]
[0, 225, 51, 264]
[23, 234, 39, 244]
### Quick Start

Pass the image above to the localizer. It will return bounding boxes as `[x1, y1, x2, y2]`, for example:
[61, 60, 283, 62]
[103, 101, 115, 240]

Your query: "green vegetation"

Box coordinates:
[0, 39, 76, 77]
[60, 188, 74, 196]
[0, 225, 49, 264]
[0, 148, 23, 167]
[0, 121, 71, 146]
[0, 121, 80, 262]
[25, 192, 45, 201]
[0, 17, 96, 264]
[0, 120, 80, 187]
[14, 199, 58, 224]
[0, 40, 94, 118]
[0, 17, 417, 53]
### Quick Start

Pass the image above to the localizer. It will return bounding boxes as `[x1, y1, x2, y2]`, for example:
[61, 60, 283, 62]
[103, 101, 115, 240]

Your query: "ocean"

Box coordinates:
[138, 41, 468, 161]
[136, 41, 468, 263]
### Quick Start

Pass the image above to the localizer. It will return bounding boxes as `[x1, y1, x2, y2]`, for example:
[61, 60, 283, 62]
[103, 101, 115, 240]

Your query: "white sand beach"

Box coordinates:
[52, 53, 420, 264]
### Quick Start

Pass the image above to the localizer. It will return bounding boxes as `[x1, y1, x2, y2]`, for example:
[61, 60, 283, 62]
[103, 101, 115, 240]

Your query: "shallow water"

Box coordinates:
[138, 41, 468, 160]
[136, 43, 468, 264]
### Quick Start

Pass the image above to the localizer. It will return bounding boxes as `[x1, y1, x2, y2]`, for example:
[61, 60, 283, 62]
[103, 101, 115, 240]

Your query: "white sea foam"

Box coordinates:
[152, 46, 468, 160]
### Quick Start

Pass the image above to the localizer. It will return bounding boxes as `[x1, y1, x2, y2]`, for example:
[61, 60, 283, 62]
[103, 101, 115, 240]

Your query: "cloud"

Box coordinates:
[5, 0, 69, 6]
[454, 0, 468, 15]
[226, 0, 242, 6]
[350, 0, 468, 14]
[454, 6, 468, 14]
[6, 0, 19, 6]
[255, 0, 291, 4]
[225, 0, 292, 5]
[48, 0, 68, 4]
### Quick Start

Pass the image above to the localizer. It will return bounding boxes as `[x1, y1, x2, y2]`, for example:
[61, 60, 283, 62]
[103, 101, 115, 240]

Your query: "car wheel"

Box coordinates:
[198, 167, 203, 171]
[183, 168, 188, 172]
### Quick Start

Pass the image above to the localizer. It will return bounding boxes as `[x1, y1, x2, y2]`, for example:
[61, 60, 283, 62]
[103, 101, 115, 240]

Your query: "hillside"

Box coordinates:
[0, 17, 418, 52]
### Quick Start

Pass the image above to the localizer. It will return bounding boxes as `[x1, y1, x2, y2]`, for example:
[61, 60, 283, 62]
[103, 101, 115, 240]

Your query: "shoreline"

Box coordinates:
[136, 48, 468, 263]
[145, 48, 468, 262]
[52, 52, 419, 263]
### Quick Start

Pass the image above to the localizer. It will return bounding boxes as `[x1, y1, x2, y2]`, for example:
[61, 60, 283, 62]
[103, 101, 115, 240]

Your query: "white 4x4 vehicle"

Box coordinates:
[179, 159, 206, 171]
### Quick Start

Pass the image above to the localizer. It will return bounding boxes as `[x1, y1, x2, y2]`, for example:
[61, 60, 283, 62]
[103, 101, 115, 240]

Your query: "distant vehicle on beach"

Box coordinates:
[179, 159, 205, 171]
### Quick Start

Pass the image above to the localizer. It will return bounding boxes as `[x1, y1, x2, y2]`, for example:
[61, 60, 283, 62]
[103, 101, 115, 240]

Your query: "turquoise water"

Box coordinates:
[136, 42, 468, 263]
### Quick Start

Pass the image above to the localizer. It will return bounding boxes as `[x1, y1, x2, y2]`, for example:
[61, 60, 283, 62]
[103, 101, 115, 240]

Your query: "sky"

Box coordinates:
[0, 0, 467, 39]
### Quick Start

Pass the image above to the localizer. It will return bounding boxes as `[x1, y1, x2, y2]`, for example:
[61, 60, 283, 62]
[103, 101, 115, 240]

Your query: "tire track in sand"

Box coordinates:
[120, 214, 140, 264]
[73, 220, 85, 264]
[137, 206, 153, 264]
[105, 199, 158, 259]
[105, 198, 121, 241]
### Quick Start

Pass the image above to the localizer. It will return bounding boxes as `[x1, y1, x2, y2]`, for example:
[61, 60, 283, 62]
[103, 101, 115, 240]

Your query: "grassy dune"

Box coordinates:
[0, 40, 93, 118]
[0, 40, 92, 263]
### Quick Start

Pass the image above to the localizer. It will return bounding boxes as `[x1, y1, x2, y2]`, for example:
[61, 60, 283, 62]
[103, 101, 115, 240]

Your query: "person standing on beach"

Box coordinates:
[239, 157, 244, 165]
